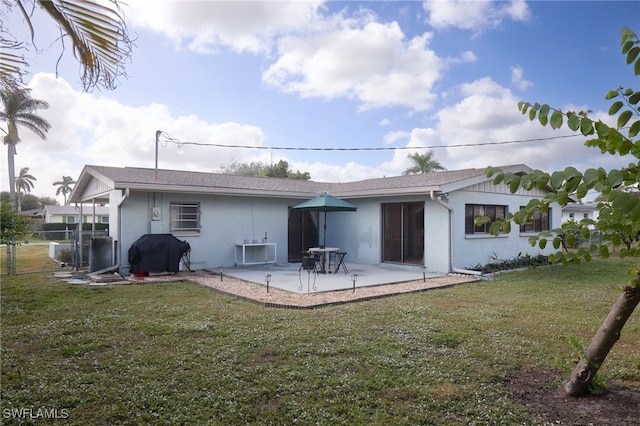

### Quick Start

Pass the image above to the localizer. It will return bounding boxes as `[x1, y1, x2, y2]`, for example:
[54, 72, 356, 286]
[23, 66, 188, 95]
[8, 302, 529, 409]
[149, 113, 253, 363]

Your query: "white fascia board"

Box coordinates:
[112, 183, 316, 199]
[334, 186, 441, 199]
[440, 164, 533, 194]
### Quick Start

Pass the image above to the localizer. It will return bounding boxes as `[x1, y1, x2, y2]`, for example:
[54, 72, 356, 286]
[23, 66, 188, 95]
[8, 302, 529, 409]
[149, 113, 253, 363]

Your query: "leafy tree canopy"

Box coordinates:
[486, 28, 640, 268]
[484, 27, 639, 397]
[1, 199, 30, 243]
[20, 193, 41, 211]
[221, 160, 311, 180]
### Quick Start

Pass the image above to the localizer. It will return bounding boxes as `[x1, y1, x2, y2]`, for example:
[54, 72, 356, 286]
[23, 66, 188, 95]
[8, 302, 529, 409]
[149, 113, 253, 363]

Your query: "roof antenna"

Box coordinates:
[155, 130, 162, 180]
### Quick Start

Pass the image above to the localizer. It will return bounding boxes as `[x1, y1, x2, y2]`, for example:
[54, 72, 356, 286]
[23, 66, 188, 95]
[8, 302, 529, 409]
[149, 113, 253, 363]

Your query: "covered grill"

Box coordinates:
[128, 234, 191, 274]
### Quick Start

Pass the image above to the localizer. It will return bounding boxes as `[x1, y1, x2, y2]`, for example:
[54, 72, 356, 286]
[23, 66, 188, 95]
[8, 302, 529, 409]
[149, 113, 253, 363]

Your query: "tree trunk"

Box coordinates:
[562, 277, 640, 396]
[7, 142, 17, 207]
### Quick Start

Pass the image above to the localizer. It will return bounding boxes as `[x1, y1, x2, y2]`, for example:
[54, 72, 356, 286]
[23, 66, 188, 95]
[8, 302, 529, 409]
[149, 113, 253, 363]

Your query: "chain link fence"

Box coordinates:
[1, 229, 108, 275]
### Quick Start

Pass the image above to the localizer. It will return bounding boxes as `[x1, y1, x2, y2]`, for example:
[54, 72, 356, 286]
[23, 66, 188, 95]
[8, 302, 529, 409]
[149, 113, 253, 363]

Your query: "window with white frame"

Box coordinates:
[465, 204, 506, 234]
[170, 202, 201, 234]
[100, 216, 109, 224]
[520, 207, 551, 233]
[64, 215, 77, 223]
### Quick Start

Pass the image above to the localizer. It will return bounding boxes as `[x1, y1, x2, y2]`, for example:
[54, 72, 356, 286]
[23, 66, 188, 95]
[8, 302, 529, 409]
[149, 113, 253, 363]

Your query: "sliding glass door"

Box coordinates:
[287, 208, 319, 262]
[382, 202, 424, 265]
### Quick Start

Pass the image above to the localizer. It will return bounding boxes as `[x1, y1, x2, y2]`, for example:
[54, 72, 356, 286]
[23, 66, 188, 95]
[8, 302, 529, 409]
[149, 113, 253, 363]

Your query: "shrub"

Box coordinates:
[57, 249, 73, 264]
[471, 253, 552, 274]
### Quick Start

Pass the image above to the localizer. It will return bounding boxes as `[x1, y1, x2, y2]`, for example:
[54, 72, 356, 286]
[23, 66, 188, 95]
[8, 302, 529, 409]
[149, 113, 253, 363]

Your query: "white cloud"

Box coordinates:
[510, 65, 533, 91]
[423, 0, 530, 35]
[0, 73, 268, 203]
[127, 0, 326, 54]
[419, 77, 621, 173]
[264, 21, 445, 111]
[127, 1, 478, 113]
[383, 130, 410, 145]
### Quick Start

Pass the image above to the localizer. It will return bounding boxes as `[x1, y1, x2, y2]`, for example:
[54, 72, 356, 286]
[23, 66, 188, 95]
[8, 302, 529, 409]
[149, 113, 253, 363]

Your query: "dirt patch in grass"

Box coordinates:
[505, 369, 640, 425]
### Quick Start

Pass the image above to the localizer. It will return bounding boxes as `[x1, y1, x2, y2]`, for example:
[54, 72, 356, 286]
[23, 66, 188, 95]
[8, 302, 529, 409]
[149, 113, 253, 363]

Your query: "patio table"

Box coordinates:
[308, 247, 339, 273]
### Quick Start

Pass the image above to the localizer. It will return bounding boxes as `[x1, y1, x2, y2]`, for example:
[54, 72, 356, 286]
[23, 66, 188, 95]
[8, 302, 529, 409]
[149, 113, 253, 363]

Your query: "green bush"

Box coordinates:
[57, 248, 73, 264]
[42, 223, 109, 232]
[471, 253, 552, 274]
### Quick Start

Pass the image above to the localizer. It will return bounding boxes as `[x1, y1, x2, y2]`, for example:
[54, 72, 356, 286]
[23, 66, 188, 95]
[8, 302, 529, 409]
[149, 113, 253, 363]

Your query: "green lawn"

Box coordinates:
[1, 258, 639, 425]
[0, 243, 64, 275]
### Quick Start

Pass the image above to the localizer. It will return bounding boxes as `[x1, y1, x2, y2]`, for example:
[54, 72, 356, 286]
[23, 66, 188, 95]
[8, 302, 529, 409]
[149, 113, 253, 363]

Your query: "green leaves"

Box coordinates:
[489, 30, 640, 267]
[580, 117, 594, 135]
[618, 110, 633, 128]
[583, 168, 603, 187]
[550, 110, 564, 129]
[609, 100, 624, 115]
[621, 27, 640, 75]
[630, 120, 640, 138]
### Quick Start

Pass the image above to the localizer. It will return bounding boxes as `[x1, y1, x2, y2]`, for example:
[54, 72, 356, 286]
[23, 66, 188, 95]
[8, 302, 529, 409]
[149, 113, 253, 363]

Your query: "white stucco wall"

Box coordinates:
[332, 190, 561, 273]
[424, 200, 451, 273]
[111, 185, 561, 276]
[115, 191, 293, 275]
[447, 190, 561, 270]
[326, 198, 381, 265]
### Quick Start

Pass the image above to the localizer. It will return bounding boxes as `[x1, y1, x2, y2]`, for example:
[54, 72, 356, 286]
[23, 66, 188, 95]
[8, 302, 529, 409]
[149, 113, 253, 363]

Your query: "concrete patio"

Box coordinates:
[211, 261, 445, 294]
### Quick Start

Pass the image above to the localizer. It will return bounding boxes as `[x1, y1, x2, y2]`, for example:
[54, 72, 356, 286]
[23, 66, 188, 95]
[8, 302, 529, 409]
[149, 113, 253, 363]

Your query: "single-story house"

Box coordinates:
[42, 204, 110, 225]
[561, 202, 600, 223]
[19, 208, 44, 219]
[68, 164, 561, 276]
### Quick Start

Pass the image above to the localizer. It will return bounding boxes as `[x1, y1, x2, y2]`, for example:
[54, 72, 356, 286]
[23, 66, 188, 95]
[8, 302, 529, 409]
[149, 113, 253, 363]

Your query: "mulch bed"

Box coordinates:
[504, 369, 640, 425]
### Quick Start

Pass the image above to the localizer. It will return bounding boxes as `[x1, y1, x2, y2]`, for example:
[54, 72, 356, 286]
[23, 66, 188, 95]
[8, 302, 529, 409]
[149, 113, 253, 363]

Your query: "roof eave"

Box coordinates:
[109, 183, 320, 199]
[334, 186, 442, 198]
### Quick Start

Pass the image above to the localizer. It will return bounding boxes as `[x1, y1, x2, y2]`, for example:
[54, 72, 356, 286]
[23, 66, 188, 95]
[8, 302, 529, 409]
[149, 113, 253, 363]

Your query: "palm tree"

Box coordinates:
[53, 176, 76, 205]
[403, 151, 446, 175]
[1, 88, 50, 207]
[2, 0, 132, 91]
[15, 167, 37, 212]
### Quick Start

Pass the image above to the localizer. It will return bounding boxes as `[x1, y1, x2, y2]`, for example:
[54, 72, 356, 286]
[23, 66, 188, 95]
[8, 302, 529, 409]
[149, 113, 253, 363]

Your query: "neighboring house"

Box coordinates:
[68, 164, 562, 276]
[19, 209, 44, 219]
[561, 202, 600, 224]
[42, 205, 110, 225]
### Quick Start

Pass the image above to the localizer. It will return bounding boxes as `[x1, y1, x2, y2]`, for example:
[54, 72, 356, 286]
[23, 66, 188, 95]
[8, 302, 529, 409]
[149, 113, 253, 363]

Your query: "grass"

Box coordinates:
[1, 258, 639, 425]
[0, 243, 63, 275]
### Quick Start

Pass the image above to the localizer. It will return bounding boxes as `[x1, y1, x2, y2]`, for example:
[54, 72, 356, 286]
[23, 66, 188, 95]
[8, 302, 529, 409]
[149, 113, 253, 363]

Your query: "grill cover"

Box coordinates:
[128, 234, 190, 274]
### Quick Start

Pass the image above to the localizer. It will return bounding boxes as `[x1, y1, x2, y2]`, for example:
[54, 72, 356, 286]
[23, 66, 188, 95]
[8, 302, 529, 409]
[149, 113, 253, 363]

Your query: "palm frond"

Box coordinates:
[35, 0, 133, 91]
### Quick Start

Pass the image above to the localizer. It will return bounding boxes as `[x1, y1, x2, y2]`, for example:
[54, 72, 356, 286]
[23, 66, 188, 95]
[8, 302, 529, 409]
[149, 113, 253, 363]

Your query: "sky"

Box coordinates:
[2, 0, 639, 204]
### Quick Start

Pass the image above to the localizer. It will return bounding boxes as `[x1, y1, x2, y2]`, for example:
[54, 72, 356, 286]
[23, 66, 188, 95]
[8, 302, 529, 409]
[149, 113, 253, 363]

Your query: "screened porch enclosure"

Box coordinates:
[382, 202, 424, 265]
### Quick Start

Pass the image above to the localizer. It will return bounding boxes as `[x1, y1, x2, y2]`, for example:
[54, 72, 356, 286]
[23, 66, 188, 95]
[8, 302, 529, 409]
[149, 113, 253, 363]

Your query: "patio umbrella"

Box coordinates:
[292, 192, 357, 247]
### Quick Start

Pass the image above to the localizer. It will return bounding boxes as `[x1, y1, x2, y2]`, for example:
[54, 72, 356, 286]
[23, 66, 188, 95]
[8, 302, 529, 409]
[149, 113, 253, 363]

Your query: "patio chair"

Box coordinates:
[300, 255, 319, 273]
[335, 252, 349, 274]
[299, 254, 319, 291]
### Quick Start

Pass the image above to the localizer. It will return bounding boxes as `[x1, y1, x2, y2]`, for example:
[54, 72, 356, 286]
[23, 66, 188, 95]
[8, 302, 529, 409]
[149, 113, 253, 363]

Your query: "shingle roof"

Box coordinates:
[70, 164, 531, 203]
[330, 168, 490, 197]
[76, 165, 330, 200]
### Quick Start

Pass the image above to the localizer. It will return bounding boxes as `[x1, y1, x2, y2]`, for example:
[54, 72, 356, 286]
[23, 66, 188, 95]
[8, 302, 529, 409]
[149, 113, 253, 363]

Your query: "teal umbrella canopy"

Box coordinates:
[292, 193, 357, 247]
[292, 193, 358, 212]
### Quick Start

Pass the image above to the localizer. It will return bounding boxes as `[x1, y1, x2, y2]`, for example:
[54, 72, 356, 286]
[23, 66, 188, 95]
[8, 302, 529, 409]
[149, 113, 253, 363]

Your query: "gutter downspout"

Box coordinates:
[115, 188, 130, 274]
[76, 203, 83, 271]
[429, 191, 483, 276]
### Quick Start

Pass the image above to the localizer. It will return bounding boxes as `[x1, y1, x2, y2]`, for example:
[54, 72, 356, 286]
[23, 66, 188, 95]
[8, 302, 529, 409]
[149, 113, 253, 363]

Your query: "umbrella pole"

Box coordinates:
[323, 211, 327, 247]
